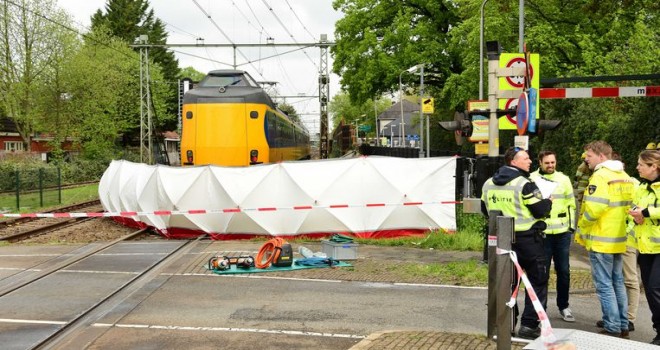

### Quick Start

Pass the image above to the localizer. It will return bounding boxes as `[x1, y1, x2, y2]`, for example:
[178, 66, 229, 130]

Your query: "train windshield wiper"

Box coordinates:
[218, 79, 242, 92]
[225, 79, 242, 88]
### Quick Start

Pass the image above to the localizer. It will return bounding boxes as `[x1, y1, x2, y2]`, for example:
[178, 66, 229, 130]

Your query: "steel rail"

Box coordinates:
[0, 228, 148, 298]
[0, 199, 101, 228]
[33, 235, 207, 350]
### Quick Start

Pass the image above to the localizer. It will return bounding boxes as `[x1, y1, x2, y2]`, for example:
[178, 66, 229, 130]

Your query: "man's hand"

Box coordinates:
[629, 207, 645, 225]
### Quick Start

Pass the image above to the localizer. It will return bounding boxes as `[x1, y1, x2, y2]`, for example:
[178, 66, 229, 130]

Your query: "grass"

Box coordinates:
[354, 208, 486, 251]
[0, 183, 99, 213]
[398, 259, 488, 286]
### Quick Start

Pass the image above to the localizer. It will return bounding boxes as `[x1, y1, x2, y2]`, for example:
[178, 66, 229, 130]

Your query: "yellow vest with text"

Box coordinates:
[576, 165, 633, 253]
[632, 181, 660, 254]
[531, 170, 575, 234]
[481, 176, 542, 232]
[626, 178, 640, 249]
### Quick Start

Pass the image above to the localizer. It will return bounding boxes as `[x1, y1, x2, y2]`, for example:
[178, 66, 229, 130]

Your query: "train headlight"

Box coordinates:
[250, 150, 259, 164]
[186, 150, 193, 164]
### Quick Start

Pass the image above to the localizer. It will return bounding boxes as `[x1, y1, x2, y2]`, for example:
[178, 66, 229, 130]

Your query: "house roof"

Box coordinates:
[0, 117, 18, 133]
[378, 100, 421, 136]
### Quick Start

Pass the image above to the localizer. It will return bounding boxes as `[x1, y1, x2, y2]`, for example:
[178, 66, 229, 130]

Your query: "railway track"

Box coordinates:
[33, 236, 205, 350]
[0, 200, 103, 242]
[0, 230, 207, 350]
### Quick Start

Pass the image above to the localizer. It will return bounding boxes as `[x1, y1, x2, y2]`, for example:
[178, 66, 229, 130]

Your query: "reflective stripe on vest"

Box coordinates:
[482, 177, 537, 231]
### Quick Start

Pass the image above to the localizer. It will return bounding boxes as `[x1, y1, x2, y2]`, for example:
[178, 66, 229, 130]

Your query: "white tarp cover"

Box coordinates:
[98, 157, 457, 239]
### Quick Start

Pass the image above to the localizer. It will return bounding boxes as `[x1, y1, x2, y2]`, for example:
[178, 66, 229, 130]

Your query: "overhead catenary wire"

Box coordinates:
[260, 0, 319, 71]
[163, 21, 201, 40]
[242, 0, 299, 93]
[283, 0, 317, 42]
[169, 48, 233, 67]
[191, 0, 268, 81]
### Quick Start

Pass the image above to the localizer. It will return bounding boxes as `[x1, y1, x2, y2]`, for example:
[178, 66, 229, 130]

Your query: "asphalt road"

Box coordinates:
[0, 240, 656, 349]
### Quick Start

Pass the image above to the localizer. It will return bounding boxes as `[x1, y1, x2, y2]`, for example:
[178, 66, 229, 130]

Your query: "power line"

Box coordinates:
[168, 48, 233, 67]
[229, 0, 265, 36]
[284, 0, 317, 41]
[244, 0, 273, 38]
[191, 0, 268, 81]
[164, 21, 201, 40]
[4, 0, 136, 62]
[260, 0, 319, 70]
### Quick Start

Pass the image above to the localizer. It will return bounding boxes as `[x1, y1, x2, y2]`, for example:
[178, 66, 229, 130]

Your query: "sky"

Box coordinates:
[55, 0, 345, 134]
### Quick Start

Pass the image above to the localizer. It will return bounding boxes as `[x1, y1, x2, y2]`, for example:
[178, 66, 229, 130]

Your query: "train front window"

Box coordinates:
[199, 73, 258, 88]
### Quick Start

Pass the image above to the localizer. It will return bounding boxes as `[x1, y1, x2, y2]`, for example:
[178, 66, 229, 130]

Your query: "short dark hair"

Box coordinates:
[504, 147, 526, 166]
[537, 150, 556, 162]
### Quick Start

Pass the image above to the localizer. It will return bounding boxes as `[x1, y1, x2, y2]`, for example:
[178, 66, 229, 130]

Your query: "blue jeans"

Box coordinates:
[545, 232, 571, 311]
[589, 251, 628, 333]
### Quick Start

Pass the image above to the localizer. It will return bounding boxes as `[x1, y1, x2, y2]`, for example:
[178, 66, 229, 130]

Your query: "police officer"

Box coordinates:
[629, 149, 660, 345]
[481, 147, 552, 340]
[577, 140, 633, 338]
[531, 150, 576, 323]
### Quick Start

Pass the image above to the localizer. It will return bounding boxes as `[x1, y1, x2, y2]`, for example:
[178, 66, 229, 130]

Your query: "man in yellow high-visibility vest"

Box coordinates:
[577, 140, 634, 338]
[531, 150, 576, 323]
[481, 147, 553, 340]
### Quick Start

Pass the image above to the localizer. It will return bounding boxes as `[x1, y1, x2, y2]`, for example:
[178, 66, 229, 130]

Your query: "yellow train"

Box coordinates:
[180, 70, 311, 166]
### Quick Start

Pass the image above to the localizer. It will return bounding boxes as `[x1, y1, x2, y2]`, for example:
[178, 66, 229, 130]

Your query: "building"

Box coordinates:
[377, 99, 421, 147]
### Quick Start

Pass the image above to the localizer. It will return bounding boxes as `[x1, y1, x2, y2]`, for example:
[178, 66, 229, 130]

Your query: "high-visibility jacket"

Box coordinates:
[632, 180, 660, 254]
[531, 170, 575, 234]
[481, 176, 543, 232]
[577, 161, 633, 253]
[626, 178, 641, 249]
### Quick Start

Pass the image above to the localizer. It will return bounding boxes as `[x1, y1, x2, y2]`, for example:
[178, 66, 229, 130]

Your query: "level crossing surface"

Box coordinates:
[0, 240, 656, 349]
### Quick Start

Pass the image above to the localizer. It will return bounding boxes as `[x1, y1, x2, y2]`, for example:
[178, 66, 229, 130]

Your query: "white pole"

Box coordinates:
[419, 65, 425, 158]
[479, 0, 490, 100]
[519, 0, 524, 52]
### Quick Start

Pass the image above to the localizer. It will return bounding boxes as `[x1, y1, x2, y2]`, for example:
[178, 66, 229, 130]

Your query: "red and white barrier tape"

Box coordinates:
[540, 85, 660, 99]
[0, 201, 461, 219]
[497, 247, 557, 346]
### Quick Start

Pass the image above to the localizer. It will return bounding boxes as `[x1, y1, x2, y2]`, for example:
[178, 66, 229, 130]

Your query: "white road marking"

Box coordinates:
[92, 322, 366, 339]
[0, 318, 66, 325]
[394, 282, 487, 290]
[166, 273, 488, 290]
[60, 270, 140, 275]
[0, 254, 60, 257]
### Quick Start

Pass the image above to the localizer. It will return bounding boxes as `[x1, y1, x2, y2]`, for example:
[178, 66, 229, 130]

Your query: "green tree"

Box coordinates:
[0, 0, 73, 151]
[329, 92, 391, 138]
[60, 28, 170, 161]
[277, 103, 300, 124]
[332, 0, 460, 105]
[333, 0, 659, 159]
[179, 66, 205, 82]
[34, 18, 81, 163]
[91, 0, 179, 130]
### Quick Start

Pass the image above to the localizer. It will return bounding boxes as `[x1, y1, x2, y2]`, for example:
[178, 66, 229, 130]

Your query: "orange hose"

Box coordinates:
[255, 237, 286, 269]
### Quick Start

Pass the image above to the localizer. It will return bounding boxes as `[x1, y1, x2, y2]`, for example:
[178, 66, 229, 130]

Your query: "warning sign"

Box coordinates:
[422, 98, 434, 114]
[498, 53, 539, 130]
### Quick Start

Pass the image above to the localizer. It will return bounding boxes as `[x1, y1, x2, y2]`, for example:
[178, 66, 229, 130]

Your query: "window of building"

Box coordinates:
[4, 141, 24, 152]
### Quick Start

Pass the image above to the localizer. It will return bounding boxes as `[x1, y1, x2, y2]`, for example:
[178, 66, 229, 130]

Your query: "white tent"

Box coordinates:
[98, 157, 457, 239]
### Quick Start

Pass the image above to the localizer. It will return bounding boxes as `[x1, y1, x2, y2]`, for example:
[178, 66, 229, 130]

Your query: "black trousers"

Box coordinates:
[512, 232, 549, 329]
[638, 253, 660, 333]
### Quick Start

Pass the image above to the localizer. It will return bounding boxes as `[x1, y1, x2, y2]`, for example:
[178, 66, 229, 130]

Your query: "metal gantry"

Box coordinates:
[131, 38, 335, 161]
[318, 34, 330, 159]
[138, 35, 153, 164]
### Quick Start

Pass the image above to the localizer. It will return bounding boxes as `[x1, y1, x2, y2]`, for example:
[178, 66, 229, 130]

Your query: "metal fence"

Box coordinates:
[0, 168, 61, 210]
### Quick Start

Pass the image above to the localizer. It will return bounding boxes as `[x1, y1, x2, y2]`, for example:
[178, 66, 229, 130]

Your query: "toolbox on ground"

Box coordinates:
[321, 240, 358, 260]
